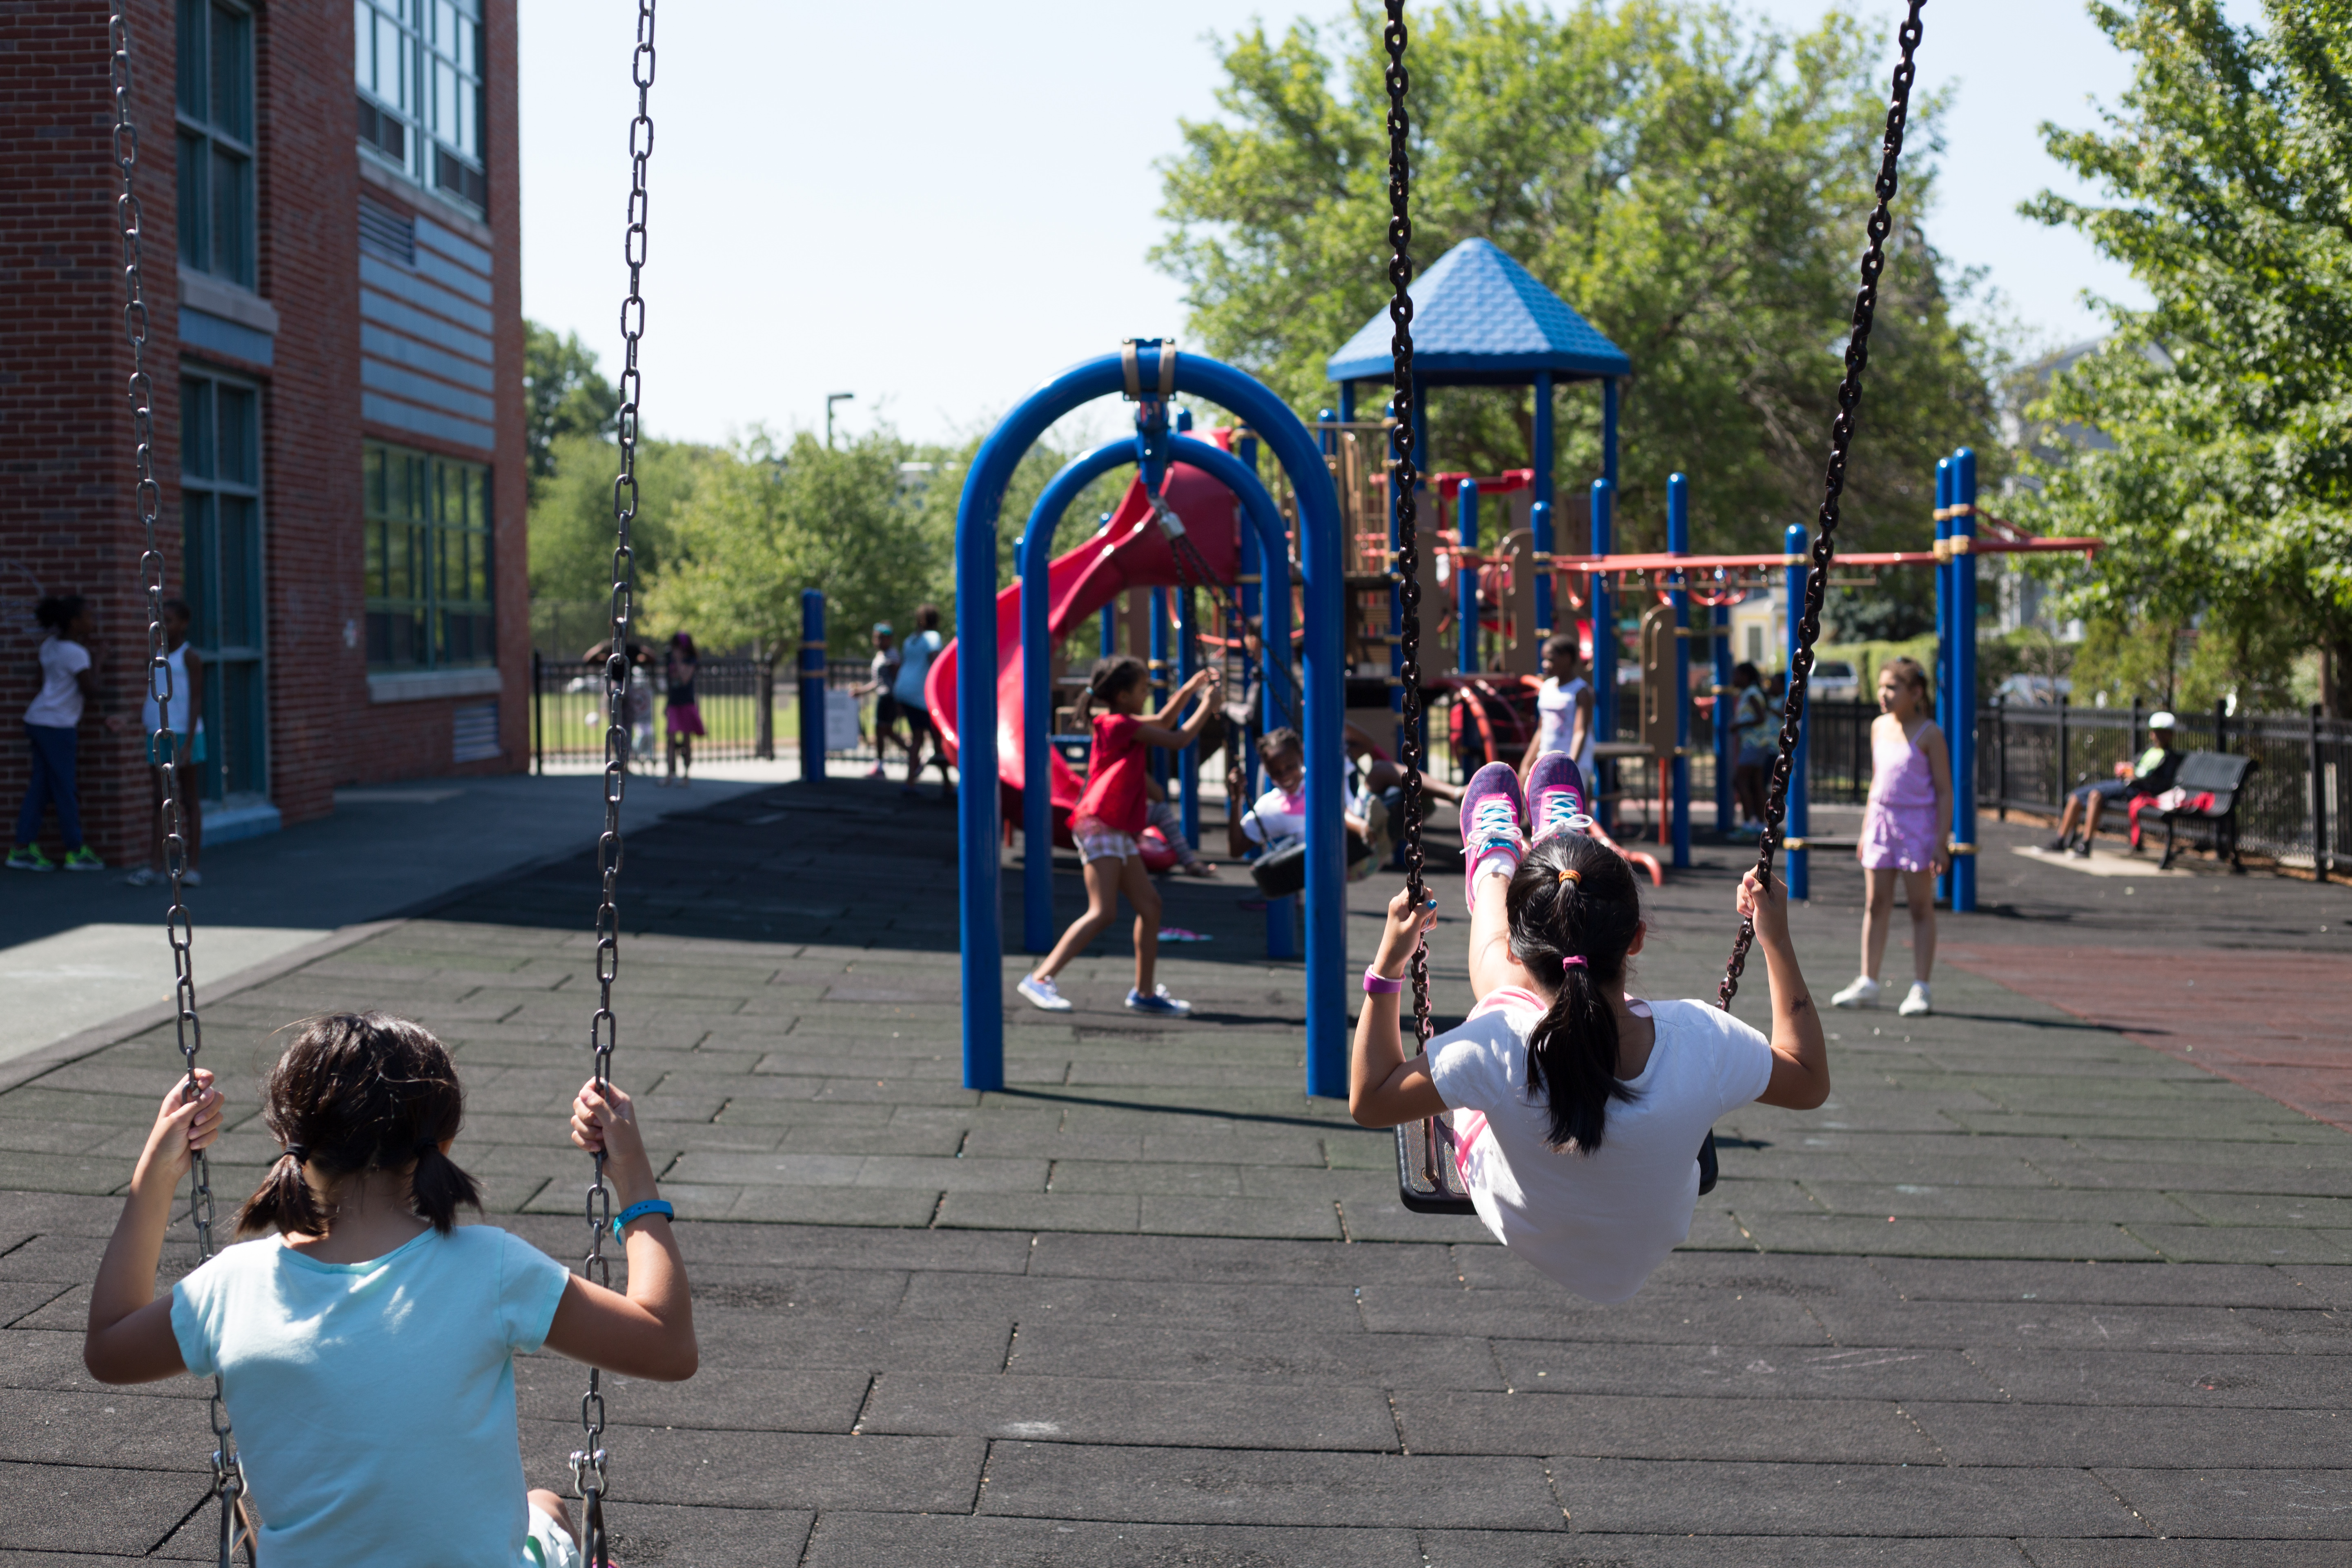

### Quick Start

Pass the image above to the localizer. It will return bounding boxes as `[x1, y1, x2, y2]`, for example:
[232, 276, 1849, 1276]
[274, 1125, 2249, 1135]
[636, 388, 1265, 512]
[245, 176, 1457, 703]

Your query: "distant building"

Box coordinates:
[1, 0, 526, 863]
[1990, 338, 2132, 643]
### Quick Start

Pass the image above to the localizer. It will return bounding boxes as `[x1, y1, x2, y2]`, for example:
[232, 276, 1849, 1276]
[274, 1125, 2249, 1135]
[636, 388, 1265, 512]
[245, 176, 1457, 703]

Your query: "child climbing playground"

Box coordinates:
[1832, 656, 1952, 1018]
[1019, 656, 1222, 1016]
[81, 1013, 697, 1566]
[1348, 754, 1829, 1302]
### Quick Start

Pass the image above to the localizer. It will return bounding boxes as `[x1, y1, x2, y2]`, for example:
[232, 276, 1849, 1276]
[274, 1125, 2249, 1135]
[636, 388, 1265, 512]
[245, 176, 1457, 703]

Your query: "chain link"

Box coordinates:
[576, 8, 656, 1564]
[1719, 0, 1926, 1011]
[1381, 1, 1432, 1047]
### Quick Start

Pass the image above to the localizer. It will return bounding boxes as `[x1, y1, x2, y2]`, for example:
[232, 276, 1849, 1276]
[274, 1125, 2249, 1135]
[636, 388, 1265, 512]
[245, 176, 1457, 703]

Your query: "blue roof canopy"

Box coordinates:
[1325, 238, 1630, 386]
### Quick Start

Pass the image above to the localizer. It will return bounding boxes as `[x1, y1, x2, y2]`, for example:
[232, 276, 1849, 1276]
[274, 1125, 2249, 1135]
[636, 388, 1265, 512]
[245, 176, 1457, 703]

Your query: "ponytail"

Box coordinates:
[1075, 655, 1147, 727]
[1506, 833, 1644, 1153]
[235, 1013, 480, 1237]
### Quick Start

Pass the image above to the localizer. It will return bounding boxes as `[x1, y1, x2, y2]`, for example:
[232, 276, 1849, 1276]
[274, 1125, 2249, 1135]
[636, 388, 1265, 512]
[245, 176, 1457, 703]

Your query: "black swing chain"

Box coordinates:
[1718, 0, 1925, 1012]
[107, 11, 249, 1563]
[577, 5, 655, 1563]
[1383, 0, 1432, 1045]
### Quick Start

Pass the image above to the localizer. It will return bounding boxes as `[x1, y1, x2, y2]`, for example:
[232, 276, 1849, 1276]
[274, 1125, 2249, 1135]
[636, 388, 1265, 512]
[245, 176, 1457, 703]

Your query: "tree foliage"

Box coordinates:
[2019, 0, 2352, 713]
[526, 431, 713, 617]
[1154, 0, 2004, 554]
[525, 323, 620, 490]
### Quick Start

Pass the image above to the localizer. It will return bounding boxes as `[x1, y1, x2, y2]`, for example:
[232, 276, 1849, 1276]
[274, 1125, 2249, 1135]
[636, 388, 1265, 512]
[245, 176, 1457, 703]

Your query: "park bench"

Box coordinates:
[2141, 750, 2257, 872]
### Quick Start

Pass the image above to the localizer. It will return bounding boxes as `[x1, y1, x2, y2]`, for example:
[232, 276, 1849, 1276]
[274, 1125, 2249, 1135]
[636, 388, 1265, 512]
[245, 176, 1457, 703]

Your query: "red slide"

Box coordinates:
[924, 446, 1245, 853]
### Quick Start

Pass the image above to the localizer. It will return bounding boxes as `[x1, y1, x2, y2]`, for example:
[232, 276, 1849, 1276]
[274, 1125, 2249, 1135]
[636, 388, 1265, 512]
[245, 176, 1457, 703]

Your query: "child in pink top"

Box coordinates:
[1834, 657, 1952, 1018]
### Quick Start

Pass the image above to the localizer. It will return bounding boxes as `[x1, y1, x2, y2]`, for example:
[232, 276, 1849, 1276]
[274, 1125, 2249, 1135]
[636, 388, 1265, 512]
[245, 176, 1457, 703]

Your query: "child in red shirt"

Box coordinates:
[1020, 657, 1221, 1016]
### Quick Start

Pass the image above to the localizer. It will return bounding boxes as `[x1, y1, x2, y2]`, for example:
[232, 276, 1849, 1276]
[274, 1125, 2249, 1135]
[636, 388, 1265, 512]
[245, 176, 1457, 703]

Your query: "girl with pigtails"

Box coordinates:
[1350, 754, 1832, 1302]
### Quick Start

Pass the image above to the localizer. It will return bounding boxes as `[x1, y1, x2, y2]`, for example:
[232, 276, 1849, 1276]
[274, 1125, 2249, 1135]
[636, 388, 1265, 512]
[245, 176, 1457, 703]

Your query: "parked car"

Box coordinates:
[1811, 659, 1860, 701]
[1993, 674, 2072, 707]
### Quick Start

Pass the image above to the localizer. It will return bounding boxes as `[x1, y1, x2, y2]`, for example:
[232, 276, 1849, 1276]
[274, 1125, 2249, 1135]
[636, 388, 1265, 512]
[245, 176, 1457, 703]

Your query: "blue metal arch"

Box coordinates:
[956, 347, 1348, 1096]
[1016, 434, 1296, 957]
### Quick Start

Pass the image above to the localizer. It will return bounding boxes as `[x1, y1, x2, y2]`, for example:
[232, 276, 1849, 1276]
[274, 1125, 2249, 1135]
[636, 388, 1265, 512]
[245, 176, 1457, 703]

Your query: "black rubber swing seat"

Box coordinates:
[1394, 1121, 1720, 1215]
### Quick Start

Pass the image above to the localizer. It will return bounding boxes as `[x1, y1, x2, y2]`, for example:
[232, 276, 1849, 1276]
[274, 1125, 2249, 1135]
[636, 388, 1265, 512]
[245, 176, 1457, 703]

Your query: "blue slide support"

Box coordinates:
[1456, 479, 1480, 677]
[1666, 473, 1691, 869]
[965, 347, 1341, 1093]
[798, 589, 826, 784]
[1933, 458, 1953, 907]
[1782, 523, 1811, 900]
[1951, 447, 1979, 912]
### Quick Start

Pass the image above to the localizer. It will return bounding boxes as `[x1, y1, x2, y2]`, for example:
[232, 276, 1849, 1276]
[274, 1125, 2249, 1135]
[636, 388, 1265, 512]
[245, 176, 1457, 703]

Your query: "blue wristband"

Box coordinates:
[611, 1199, 674, 1239]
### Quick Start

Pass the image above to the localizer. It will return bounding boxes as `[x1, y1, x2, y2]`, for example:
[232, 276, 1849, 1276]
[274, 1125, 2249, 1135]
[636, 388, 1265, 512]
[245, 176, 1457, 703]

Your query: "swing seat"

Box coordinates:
[1393, 1123, 1721, 1215]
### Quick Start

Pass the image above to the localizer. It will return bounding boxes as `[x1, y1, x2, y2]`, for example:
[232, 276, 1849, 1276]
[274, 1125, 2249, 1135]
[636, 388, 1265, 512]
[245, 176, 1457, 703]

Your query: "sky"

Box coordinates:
[514, 0, 2227, 451]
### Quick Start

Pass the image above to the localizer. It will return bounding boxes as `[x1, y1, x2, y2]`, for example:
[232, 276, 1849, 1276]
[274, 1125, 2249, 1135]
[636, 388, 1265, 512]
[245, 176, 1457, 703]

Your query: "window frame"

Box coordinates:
[363, 438, 497, 673]
[176, 0, 258, 288]
[179, 365, 270, 805]
[354, 0, 487, 216]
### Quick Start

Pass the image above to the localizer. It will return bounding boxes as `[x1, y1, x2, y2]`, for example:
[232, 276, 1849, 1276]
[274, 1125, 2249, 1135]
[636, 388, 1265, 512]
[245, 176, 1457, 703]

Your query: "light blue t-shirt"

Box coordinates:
[173, 1225, 570, 1567]
[892, 628, 941, 708]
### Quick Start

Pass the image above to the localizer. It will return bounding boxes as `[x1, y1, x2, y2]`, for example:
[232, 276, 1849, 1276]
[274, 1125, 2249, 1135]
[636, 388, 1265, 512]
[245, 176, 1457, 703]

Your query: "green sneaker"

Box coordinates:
[6, 845, 56, 871]
[61, 846, 106, 873]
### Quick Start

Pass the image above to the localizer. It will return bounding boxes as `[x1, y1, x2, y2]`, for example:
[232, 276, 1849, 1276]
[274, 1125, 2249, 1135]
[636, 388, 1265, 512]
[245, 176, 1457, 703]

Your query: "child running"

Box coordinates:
[1350, 754, 1829, 1302]
[83, 1013, 695, 1566]
[1020, 656, 1221, 1016]
[1831, 656, 1951, 1018]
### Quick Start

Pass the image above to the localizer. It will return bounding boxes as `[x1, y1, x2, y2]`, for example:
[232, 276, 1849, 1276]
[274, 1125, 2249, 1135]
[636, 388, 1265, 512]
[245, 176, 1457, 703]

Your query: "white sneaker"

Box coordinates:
[1897, 982, 1932, 1018]
[1831, 976, 1881, 1009]
[123, 866, 159, 887]
[1017, 974, 1072, 1012]
[180, 869, 203, 887]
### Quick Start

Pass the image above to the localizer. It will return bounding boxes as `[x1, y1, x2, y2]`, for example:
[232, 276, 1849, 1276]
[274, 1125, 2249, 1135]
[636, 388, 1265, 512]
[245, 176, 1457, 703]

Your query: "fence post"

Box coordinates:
[2055, 694, 2068, 813]
[531, 650, 543, 777]
[2214, 697, 2228, 755]
[799, 590, 827, 784]
[1993, 695, 2006, 820]
[2312, 704, 2328, 878]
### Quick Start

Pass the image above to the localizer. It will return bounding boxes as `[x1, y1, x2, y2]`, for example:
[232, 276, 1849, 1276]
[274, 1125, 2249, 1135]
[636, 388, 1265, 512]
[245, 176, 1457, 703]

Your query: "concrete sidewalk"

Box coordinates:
[0, 778, 2345, 1564]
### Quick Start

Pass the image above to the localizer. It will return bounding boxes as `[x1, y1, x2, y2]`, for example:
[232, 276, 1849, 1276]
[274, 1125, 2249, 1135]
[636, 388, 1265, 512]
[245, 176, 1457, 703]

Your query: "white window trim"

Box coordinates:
[368, 667, 505, 704]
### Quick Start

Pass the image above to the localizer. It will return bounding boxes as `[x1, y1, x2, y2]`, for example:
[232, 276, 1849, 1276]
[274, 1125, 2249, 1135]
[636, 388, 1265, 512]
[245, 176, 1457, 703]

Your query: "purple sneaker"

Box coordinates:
[1457, 762, 1528, 911]
[1526, 751, 1594, 844]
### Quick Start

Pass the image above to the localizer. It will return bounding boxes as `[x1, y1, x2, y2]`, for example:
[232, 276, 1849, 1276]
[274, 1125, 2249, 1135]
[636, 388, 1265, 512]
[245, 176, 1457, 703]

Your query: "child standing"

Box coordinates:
[11, 594, 123, 872]
[83, 1012, 695, 1566]
[1020, 656, 1221, 1016]
[1350, 754, 1829, 1301]
[1728, 660, 1772, 835]
[662, 630, 703, 787]
[1518, 633, 1595, 787]
[1832, 657, 1951, 1018]
[126, 596, 205, 888]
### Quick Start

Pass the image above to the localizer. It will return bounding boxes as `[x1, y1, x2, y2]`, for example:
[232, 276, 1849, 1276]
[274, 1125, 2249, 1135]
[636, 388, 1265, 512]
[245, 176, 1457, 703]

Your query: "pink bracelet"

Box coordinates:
[1362, 967, 1405, 995]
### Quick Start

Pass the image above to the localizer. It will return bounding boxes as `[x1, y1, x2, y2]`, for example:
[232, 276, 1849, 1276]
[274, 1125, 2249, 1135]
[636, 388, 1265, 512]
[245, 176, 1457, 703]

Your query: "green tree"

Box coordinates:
[527, 431, 712, 651]
[1154, 0, 2004, 555]
[2019, 0, 2352, 715]
[524, 323, 620, 490]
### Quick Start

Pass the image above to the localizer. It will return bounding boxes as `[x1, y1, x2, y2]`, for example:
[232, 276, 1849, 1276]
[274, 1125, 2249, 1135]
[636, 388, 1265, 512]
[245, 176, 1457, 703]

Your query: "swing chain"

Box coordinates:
[1383, 0, 1431, 1045]
[1718, 0, 1925, 1011]
[576, 5, 656, 1563]
[110, 9, 244, 1560]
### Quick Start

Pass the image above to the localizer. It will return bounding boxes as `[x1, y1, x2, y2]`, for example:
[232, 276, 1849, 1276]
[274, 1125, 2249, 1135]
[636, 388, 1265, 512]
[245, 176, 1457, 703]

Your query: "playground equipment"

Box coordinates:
[940, 344, 1354, 1099]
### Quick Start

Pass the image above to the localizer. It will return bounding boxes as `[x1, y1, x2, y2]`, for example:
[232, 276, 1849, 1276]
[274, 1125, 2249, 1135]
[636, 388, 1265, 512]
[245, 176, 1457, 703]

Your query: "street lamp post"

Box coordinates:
[826, 392, 854, 448]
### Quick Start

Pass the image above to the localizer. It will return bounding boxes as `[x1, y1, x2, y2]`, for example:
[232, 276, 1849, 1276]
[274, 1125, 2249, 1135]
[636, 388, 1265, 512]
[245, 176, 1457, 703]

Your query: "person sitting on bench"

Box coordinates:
[2046, 711, 2180, 856]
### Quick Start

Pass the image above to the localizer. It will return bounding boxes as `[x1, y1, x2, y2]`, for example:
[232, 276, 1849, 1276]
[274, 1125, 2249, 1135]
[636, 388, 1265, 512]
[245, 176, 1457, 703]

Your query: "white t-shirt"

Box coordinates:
[173, 1225, 571, 1567]
[24, 635, 90, 727]
[893, 628, 942, 708]
[1430, 991, 1773, 1303]
[139, 643, 194, 734]
[1240, 785, 1305, 846]
[1535, 675, 1594, 779]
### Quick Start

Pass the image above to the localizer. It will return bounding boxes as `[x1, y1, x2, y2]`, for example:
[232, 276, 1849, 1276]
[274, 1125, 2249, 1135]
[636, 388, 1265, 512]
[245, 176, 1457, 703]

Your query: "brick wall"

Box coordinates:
[0, 0, 527, 866]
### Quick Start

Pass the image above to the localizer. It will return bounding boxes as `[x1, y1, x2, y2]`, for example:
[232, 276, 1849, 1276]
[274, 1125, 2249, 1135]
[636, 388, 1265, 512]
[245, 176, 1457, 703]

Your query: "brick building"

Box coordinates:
[1, 0, 527, 866]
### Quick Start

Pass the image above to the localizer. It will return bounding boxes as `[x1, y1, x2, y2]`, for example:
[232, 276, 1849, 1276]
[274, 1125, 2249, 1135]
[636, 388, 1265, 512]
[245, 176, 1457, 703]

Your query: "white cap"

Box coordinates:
[2147, 710, 2178, 730]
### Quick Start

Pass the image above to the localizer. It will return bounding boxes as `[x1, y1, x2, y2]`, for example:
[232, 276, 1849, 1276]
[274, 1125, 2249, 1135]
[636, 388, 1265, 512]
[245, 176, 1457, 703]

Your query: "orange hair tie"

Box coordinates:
[1556, 868, 1582, 887]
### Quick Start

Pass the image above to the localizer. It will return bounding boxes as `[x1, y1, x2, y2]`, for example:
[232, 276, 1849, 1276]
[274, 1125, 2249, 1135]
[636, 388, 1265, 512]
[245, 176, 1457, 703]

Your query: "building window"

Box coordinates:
[177, 0, 255, 287]
[181, 371, 268, 802]
[355, 0, 487, 215]
[364, 440, 494, 670]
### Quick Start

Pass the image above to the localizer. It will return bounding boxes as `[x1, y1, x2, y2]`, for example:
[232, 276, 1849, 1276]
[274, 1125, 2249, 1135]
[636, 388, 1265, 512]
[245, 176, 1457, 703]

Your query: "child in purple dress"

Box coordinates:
[1832, 657, 1951, 1018]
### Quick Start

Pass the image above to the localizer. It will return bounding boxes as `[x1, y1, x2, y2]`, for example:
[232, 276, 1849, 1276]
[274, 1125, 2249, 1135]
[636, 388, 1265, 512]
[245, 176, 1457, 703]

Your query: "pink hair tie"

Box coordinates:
[1561, 956, 1587, 969]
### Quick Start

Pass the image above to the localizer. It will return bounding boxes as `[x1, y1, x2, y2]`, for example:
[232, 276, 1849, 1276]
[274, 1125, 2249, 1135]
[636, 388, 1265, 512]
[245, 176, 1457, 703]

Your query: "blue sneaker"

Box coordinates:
[1125, 984, 1193, 1018]
[1456, 762, 1527, 911]
[1526, 752, 1594, 844]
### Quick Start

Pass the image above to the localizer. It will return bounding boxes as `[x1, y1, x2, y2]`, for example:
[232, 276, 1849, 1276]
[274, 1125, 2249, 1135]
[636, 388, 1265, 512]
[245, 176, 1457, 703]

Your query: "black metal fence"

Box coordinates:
[530, 655, 888, 772]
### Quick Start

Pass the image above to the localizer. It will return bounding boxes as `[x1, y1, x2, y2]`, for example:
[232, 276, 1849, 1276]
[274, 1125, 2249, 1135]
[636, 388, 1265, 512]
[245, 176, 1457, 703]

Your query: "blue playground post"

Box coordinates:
[1713, 595, 1734, 833]
[1782, 523, 1811, 900]
[962, 353, 1336, 1094]
[1933, 457, 1954, 906]
[1589, 477, 1615, 830]
[1952, 446, 1980, 912]
[1666, 473, 1691, 869]
[1019, 443, 1140, 954]
[798, 589, 826, 784]
[1456, 479, 1481, 677]
[1532, 373, 1554, 635]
